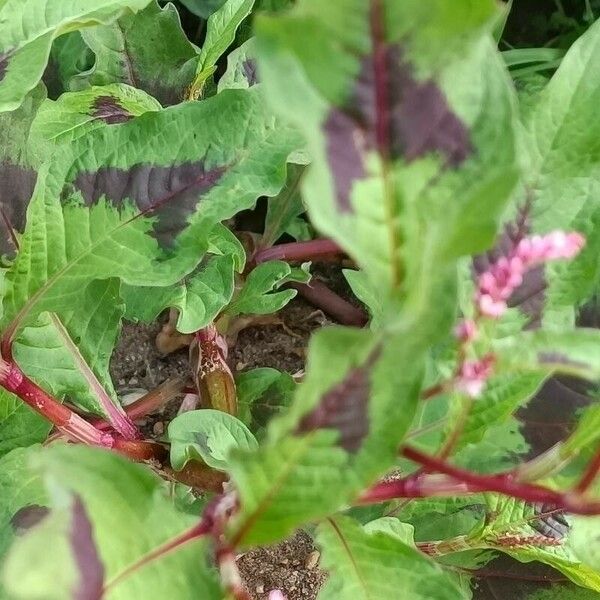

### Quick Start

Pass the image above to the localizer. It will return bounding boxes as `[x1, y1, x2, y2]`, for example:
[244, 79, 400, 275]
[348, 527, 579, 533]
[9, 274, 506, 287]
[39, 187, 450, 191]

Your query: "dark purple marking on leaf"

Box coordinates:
[0, 48, 15, 82]
[537, 352, 589, 371]
[531, 503, 569, 539]
[70, 496, 104, 600]
[70, 161, 227, 247]
[296, 349, 380, 453]
[517, 300, 598, 457]
[0, 162, 37, 257]
[10, 504, 49, 535]
[518, 376, 591, 457]
[90, 95, 133, 125]
[473, 554, 568, 599]
[323, 110, 367, 213]
[242, 59, 258, 86]
[323, 1, 471, 213]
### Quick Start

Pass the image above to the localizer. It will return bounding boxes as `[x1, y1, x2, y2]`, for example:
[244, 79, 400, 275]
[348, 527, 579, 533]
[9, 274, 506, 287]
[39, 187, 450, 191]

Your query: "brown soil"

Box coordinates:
[110, 292, 330, 600]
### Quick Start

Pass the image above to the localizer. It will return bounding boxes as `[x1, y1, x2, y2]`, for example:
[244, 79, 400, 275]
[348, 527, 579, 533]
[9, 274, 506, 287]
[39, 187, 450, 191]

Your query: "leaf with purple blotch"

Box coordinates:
[218, 38, 260, 92]
[296, 347, 379, 453]
[255, 0, 519, 300]
[30, 84, 161, 146]
[492, 328, 600, 382]
[0, 86, 47, 259]
[1, 86, 301, 337]
[0, 447, 48, 565]
[480, 495, 600, 592]
[2, 445, 221, 599]
[228, 326, 424, 546]
[0, 0, 152, 112]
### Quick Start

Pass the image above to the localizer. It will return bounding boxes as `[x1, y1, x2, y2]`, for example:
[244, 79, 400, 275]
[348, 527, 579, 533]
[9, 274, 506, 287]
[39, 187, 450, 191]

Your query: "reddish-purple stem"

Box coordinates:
[574, 445, 600, 493]
[91, 377, 188, 430]
[0, 356, 114, 447]
[252, 238, 343, 266]
[290, 280, 368, 327]
[359, 445, 600, 515]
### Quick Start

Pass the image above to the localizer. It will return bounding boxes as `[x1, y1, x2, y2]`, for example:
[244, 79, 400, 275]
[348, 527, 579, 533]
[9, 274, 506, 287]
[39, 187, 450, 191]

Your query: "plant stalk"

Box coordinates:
[0, 356, 114, 447]
[252, 238, 343, 266]
[359, 445, 600, 515]
[289, 280, 368, 327]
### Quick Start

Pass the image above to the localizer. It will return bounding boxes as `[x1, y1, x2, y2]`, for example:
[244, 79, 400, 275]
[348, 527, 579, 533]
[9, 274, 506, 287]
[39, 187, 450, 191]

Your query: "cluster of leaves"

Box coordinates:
[4, 0, 600, 599]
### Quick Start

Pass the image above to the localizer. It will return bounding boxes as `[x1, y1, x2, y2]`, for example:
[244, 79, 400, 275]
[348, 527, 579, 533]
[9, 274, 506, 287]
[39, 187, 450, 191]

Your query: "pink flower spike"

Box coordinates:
[474, 229, 584, 321]
[477, 293, 507, 318]
[269, 591, 288, 600]
[516, 231, 585, 265]
[454, 319, 478, 342]
[455, 355, 494, 399]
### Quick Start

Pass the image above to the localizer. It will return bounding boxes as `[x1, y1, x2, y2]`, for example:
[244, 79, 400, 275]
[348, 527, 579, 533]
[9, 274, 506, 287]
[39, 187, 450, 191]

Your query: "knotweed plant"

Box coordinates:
[3, 1, 600, 599]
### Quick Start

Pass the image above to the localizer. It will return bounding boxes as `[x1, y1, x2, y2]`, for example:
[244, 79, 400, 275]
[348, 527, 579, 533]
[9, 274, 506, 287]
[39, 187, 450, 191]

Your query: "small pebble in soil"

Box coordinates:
[152, 421, 164, 435]
[305, 551, 320, 570]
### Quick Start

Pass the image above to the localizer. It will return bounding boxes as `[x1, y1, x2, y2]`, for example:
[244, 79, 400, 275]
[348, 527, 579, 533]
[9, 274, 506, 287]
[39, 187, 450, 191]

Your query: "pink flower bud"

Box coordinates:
[455, 355, 494, 398]
[454, 319, 478, 342]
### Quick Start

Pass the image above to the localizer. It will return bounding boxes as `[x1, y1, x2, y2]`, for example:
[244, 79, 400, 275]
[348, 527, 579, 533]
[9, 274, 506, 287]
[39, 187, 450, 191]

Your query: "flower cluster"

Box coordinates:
[476, 231, 585, 318]
[452, 230, 585, 398]
[454, 355, 495, 398]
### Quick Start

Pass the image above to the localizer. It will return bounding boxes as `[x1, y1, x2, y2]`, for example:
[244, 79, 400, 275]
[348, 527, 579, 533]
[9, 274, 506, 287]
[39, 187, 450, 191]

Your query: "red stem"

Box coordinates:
[252, 238, 343, 266]
[0, 357, 114, 447]
[91, 377, 188, 430]
[290, 280, 368, 327]
[421, 382, 446, 400]
[359, 445, 600, 515]
[574, 445, 600, 493]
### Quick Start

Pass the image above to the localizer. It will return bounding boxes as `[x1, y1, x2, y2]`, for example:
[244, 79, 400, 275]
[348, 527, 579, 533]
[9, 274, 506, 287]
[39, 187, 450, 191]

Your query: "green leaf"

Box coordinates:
[521, 18, 600, 233]
[122, 253, 236, 334]
[526, 587, 600, 600]
[226, 260, 302, 317]
[228, 326, 423, 546]
[12, 278, 125, 419]
[192, 0, 256, 97]
[316, 516, 468, 600]
[0, 391, 51, 457]
[1, 86, 301, 340]
[260, 163, 306, 248]
[78, 0, 197, 106]
[44, 32, 93, 96]
[343, 269, 385, 329]
[0, 85, 47, 258]
[30, 83, 161, 146]
[479, 495, 600, 592]
[3, 495, 104, 600]
[255, 0, 518, 312]
[563, 403, 600, 460]
[218, 37, 259, 92]
[545, 203, 600, 315]
[493, 329, 600, 381]
[179, 0, 226, 19]
[235, 367, 296, 432]
[0, 446, 47, 563]
[456, 373, 544, 448]
[168, 408, 258, 471]
[0, 0, 152, 112]
[2, 444, 221, 599]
